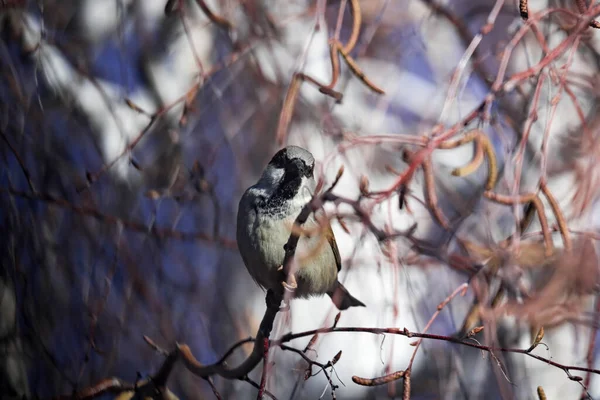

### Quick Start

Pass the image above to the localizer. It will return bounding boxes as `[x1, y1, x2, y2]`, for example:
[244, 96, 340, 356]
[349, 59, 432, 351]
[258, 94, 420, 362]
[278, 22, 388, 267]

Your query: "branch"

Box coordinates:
[274, 326, 600, 380]
[54, 291, 282, 399]
[3, 188, 236, 248]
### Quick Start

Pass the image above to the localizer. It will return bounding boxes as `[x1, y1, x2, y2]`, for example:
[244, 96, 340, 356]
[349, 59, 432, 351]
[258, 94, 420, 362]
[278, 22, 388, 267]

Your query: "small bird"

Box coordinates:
[237, 145, 365, 310]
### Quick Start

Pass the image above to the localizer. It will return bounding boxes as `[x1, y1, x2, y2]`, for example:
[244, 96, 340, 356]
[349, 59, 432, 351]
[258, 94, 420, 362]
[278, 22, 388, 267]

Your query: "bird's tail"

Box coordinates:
[328, 281, 366, 310]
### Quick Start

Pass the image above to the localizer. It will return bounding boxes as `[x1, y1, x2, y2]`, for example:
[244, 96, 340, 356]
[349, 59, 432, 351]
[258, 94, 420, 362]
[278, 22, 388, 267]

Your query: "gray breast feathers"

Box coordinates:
[237, 188, 338, 296]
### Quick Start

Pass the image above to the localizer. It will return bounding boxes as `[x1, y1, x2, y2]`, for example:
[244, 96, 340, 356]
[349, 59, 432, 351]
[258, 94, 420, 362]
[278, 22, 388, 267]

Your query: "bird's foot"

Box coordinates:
[278, 265, 298, 292]
[282, 278, 297, 292]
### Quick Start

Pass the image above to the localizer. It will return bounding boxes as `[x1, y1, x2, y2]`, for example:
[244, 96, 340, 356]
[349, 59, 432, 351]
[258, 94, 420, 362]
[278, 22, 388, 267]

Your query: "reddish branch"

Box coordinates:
[519, 0, 600, 28]
[59, 297, 600, 400]
[164, 0, 234, 31]
[277, 326, 600, 377]
[275, 0, 385, 144]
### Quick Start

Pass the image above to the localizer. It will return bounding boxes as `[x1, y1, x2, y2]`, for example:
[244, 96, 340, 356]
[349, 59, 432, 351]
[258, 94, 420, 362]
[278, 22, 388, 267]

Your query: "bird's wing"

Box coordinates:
[236, 189, 268, 290]
[324, 222, 342, 272]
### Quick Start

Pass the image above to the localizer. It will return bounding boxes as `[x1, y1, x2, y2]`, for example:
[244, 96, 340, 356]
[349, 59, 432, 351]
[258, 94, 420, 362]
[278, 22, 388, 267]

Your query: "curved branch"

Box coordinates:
[178, 291, 281, 379]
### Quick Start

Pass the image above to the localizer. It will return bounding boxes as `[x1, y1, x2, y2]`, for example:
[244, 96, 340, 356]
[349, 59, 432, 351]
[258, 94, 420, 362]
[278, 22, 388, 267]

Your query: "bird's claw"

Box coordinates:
[278, 265, 298, 292]
[281, 273, 298, 292]
[282, 279, 297, 292]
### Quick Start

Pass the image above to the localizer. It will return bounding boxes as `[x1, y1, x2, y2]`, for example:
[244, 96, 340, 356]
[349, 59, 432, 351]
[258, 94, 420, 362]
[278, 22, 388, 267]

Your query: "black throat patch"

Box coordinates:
[260, 171, 302, 217]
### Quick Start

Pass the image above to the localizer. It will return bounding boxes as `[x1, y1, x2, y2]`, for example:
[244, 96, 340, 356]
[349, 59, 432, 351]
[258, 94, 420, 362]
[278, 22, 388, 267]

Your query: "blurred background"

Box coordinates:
[2, 0, 600, 398]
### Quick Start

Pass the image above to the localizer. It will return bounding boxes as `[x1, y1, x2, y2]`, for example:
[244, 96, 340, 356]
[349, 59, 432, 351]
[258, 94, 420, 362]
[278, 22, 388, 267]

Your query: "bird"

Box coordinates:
[236, 145, 365, 310]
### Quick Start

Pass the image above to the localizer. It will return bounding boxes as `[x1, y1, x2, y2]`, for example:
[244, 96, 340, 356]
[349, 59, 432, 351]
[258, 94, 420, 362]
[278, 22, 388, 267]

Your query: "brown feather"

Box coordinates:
[324, 222, 342, 272]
